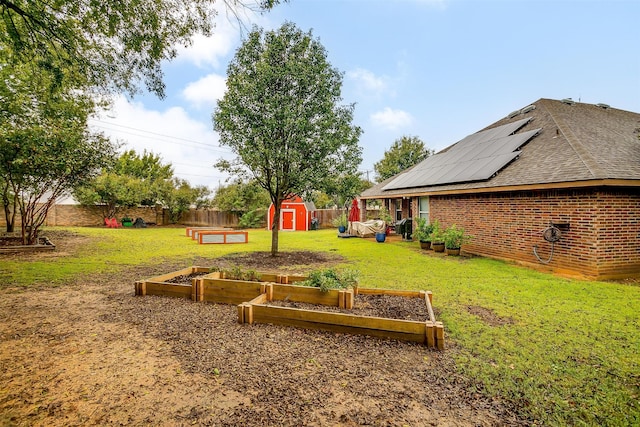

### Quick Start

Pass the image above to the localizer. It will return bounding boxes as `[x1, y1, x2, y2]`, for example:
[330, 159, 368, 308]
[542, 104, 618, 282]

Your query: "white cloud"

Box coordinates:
[90, 96, 231, 189]
[182, 74, 227, 108]
[175, 5, 272, 69]
[370, 107, 413, 130]
[175, 16, 241, 68]
[348, 68, 387, 93]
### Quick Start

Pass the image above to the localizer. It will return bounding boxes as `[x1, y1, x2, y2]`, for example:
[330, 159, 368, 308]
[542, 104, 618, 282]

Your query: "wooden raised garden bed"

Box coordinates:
[197, 230, 248, 245]
[185, 227, 231, 238]
[239, 287, 443, 349]
[135, 267, 444, 349]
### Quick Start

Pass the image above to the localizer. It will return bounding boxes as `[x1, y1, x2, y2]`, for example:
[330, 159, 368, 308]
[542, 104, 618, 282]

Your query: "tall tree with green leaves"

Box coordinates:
[213, 22, 363, 255]
[0, 0, 283, 97]
[164, 178, 211, 224]
[374, 135, 434, 182]
[0, 54, 116, 242]
[320, 174, 372, 210]
[75, 149, 183, 219]
[213, 180, 270, 216]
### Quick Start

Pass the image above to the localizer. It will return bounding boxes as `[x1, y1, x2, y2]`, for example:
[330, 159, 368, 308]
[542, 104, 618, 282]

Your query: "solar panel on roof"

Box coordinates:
[382, 118, 540, 191]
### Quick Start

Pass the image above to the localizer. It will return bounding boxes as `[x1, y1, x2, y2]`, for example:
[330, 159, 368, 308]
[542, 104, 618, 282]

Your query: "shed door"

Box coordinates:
[281, 209, 295, 231]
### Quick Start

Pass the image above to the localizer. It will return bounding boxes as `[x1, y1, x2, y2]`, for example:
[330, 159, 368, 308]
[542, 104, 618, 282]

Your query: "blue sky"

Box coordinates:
[89, 0, 640, 189]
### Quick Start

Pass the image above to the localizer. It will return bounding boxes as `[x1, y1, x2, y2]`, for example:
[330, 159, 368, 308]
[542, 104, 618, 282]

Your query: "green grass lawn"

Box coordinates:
[2, 226, 639, 426]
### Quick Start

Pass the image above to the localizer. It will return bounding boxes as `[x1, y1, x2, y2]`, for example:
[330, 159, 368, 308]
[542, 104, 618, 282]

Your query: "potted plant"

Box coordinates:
[378, 206, 393, 235]
[414, 217, 434, 250]
[429, 220, 445, 253]
[443, 224, 471, 256]
[332, 212, 348, 234]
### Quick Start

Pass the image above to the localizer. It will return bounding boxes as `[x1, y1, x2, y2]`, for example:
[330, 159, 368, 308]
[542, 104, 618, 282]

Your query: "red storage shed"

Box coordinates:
[267, 196, 316, 231]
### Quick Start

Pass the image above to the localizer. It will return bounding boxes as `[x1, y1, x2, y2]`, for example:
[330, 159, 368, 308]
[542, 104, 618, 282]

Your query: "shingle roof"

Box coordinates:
[361, 98, 640, 198]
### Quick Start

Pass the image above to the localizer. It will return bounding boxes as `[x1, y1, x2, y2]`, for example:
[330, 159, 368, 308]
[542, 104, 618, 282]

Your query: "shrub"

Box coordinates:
[429, 219, 444, 243]
[299, 268, 359, 292]
[331, 213, 348, 228]
[414, 217, 435, 242]
[239, 209, 265, 228]
[443, 224, 471, 249]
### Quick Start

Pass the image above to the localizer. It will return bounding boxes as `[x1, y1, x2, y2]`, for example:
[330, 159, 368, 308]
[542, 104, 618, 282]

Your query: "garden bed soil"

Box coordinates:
[0, 233, 526, 426]
[268, 293, 431, 321]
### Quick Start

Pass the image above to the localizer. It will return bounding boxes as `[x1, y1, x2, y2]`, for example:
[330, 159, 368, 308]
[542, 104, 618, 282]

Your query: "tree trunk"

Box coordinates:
[2, 184, 16, 233]
[271, 200, 281, 256]
[3, 201, 15, 233]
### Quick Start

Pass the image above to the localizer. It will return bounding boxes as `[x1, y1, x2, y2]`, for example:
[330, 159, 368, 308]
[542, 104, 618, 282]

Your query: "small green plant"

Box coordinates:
[378, 206, 393, 224]
[331, 212, 348, 228]
[443, 224, 471, 249]
[220, 266, 261, 281]
[238, 209, 265, 228]
[414, 217, 435, 242]
[299, 268, 359, 292]
[429, 219, 444, 243]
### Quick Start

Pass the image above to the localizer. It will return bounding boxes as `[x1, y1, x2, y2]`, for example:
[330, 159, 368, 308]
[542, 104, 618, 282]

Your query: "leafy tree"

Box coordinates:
[212, 180, 270, 217]
[0, 0, 283, 97]
[213, 22, 362, 255]
[163, 178, 211, 224]
[115, 149, 174, 206]
[311, 191, 335, 209]
[321, 174, 372, 210]
[0, 57, 116, 242]
[75, 150, 210, 221]
[0, 88, 115, 244]
[213, 180, 270, 228]
[74, 172, 145, 219]
[374, 135, 434, 182]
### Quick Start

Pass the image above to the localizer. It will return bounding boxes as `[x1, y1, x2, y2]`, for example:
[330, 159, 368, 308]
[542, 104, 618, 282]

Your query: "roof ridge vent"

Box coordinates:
[507, 110, 520, 118]
[596, 103, 610, 109]
[561, 98, 575, 105]
[520, 104, 536, 114]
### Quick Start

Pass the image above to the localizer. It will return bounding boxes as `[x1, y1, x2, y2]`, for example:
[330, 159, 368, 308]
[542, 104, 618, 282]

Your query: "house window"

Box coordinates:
[395, 199, 403, 221]
[419, 196, 430, 221]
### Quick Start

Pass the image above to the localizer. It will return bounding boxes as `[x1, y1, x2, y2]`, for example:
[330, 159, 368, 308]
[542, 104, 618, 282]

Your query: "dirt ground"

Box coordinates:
[0, 231, 526, 426]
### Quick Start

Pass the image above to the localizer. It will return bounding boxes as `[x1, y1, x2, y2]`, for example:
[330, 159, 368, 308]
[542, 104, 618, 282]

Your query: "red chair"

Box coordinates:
[105, 218, 121, 228]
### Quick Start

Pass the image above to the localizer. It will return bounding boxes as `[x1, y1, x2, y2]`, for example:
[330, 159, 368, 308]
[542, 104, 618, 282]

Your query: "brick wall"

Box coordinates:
[43, 205, 159, 226]
[424, 188, 639, 279]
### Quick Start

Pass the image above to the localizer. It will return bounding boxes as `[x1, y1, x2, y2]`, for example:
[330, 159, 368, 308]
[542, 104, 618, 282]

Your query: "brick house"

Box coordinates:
[360, 98, 640, 279]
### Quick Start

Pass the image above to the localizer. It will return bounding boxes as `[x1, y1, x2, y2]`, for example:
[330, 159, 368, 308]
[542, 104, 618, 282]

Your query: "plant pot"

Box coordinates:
[375, 232, 386, 243]
[432, 242, 445, 253]
[419, 240, 431, 250]
[446, 247, 460, 256]
[338, 225, 346, 233]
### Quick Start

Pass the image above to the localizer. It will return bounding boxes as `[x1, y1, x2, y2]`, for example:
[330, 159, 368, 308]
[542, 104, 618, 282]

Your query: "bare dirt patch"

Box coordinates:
[0, 233, 526, 426]
[213, 250, 345, 273]
[0, 229, 95, 259]
[466, 305, 515, 326]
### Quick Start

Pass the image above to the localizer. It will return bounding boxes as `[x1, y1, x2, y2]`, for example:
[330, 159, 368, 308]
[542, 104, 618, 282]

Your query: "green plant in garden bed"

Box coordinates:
[298, 268, 359, 292]
[213, 265, 261, 281]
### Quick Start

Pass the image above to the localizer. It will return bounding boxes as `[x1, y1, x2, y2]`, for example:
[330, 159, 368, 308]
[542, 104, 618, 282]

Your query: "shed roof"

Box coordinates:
[362, 98, 640, 198]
